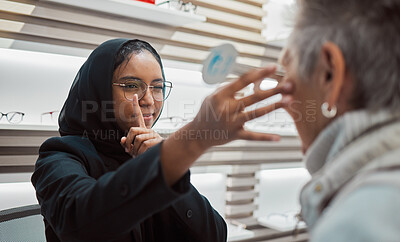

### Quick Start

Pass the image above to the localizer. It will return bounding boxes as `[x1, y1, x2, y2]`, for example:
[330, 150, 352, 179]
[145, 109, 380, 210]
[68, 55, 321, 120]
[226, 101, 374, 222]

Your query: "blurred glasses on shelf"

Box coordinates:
[267, 211, 296, 223]
[261, 210, 306, 231]
[158, 116, 192, 128]
[0, 112, 25, 124]
[181, 1, 197, 13]
[249, 122, 296, 131]
[40, 110, 60, 124]
[156, 0, 197, 14]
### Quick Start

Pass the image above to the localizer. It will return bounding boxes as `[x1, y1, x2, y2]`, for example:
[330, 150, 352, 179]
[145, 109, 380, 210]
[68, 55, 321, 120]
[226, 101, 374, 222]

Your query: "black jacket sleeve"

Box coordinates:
[32, 137, 191, 241]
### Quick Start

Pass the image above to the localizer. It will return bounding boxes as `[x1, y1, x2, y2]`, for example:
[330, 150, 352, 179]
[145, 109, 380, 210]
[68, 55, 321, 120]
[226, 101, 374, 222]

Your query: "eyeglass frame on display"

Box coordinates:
[158, 116, 192, 127]
[40, 110, 60, 124]
[266, 211, 298, 222]
[112, 80, 173, 101]
[0, 111, 25, 124]
[263, 210, 306, 232]
[251, 122, 296, 130]
[156, 0, 197, 14]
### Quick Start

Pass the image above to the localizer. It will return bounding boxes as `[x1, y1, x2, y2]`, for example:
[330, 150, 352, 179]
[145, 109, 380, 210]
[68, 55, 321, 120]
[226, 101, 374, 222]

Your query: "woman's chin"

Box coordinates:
[143, 117, 154, 128]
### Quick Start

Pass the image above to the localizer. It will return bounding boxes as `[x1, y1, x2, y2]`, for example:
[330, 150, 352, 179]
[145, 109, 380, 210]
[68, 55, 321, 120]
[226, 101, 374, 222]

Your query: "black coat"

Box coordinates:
[32, 136, 227, 241]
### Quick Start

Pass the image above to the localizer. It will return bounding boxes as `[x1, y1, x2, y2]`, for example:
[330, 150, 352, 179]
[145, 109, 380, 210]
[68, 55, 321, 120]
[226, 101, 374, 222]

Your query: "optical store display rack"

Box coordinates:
[42, 0, 206, 27]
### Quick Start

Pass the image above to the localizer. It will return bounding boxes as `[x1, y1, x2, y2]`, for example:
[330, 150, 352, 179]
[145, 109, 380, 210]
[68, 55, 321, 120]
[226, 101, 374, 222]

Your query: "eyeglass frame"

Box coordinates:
[0, 112, 25, 124]
[156, 0, 197, 13]
[112, 80, 173, 101]
[266, 210, 301, 222]
[40, 110, 60, 123]
[158, 116, 192, 127]
[252, 122, 296, 129]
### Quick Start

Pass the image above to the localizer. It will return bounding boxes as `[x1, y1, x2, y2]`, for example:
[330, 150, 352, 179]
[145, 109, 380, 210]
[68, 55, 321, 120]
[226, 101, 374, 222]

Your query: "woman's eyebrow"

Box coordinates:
[119, 76, 142, 81]
[151, 78, 164, 83]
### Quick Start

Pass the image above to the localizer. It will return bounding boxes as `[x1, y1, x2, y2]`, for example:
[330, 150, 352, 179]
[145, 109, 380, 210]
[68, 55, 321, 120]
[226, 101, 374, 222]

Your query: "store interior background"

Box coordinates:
[0, 0, 311, 240]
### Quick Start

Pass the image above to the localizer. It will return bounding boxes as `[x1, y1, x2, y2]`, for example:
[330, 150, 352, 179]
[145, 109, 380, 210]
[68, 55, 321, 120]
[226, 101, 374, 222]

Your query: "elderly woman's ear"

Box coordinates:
[319, 42, 349, 117]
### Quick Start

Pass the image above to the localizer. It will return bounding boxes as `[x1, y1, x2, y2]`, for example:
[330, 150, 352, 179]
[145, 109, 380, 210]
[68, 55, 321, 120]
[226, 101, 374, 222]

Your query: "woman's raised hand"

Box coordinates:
[161, 66, 293, 185]
[186, 65, 293, 150]
[121, 94, 163, 157]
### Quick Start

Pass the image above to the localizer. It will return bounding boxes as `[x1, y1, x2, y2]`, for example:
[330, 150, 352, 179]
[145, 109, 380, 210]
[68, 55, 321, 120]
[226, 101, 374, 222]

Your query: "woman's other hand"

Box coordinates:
[121, 95, 163, 157]
[121, 129, 163, 157]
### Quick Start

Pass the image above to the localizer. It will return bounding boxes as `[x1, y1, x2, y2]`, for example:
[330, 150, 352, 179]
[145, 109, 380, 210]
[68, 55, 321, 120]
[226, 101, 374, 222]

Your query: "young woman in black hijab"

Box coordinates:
[32, 38, 293, 241]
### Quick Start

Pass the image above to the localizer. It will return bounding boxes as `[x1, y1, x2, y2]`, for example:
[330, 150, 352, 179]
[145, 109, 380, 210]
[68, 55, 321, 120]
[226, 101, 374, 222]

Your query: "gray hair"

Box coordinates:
[287, 0, 400, 111]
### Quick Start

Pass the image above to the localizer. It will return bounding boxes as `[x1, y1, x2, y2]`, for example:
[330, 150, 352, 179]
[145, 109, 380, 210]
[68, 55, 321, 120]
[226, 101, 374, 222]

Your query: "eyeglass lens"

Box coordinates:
[122, 80, 171, 101]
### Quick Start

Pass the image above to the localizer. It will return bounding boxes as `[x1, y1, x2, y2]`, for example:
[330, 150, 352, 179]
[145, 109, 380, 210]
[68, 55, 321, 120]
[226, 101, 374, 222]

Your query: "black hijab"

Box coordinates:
[59, 38, 165, 162]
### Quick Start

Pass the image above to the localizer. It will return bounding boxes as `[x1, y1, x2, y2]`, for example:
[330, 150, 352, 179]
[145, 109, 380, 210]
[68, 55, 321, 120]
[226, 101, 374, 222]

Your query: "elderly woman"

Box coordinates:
[280, 0, 400, 241]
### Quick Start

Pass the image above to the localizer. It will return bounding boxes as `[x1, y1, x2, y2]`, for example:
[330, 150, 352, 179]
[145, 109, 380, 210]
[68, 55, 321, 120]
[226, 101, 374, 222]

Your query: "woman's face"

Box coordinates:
[279, 48, 330, 153]
[112, 50, 163, 131]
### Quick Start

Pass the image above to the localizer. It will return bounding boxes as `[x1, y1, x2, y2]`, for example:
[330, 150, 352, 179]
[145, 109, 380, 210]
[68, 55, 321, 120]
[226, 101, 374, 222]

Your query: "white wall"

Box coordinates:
[262, 0, 296, 45]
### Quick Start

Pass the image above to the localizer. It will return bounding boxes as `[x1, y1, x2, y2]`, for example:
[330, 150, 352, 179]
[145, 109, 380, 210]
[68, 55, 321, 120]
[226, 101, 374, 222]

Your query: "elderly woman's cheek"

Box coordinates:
[284, 100, 302, 124]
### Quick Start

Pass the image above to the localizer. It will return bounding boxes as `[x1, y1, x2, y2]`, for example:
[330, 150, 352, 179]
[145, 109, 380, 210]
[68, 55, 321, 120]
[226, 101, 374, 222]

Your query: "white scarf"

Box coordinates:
[299, 109, 400, 228]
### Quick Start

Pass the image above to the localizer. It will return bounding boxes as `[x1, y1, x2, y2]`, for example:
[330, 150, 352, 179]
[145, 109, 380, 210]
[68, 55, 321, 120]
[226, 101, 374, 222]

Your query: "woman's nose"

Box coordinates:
[139, 88, 154, 106]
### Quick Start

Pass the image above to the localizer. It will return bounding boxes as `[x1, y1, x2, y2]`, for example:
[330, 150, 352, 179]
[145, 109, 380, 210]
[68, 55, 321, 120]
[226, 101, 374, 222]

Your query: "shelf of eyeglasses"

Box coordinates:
[155, 127, 299, 139]
[0, 124, 59, 131]
[245, 123, 297, 134]
[0, 111, 59, 128]
[42, 0, 206, 27]
[194, 152, 303, 166]
[193, 136, 302, 165]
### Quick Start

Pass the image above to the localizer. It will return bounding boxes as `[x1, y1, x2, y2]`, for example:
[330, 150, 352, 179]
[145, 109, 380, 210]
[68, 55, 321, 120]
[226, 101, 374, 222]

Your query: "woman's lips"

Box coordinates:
[142, 114, 153, 121]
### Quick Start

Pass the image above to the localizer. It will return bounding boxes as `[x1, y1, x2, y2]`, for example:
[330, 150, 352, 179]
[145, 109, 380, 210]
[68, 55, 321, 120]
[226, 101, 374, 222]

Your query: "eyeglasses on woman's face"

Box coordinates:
[112, 79, 172, 102]
[0, 112, 25, 124]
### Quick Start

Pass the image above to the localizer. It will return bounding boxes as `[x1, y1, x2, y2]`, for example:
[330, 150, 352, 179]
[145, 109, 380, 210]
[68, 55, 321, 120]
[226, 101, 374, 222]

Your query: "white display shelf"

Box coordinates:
[0, 124, 58, 131]
[43, 0, 206, 27]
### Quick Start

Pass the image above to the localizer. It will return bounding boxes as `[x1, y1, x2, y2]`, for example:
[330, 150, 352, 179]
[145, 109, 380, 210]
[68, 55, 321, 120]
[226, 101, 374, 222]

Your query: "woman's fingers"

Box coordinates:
[221, 66, 277, 96]
[237, 129, 281, 141]
[271, 73, 284, 83]
[120, 136, 133, 153]
[122, 127, 153, 154]
[239, 96, 292, 122]
[120, 94, 151, 155]
[124, 127, 143, 152]
[133, 132, 159, 155]
[238, 82, 293, 108]
[132, 94, 146, 128]
[137, 137, 163, 155]
[120, 136, 127, 146]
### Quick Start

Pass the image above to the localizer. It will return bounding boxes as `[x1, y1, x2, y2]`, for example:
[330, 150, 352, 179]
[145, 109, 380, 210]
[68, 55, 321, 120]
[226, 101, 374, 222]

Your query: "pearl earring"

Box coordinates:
[321, 102, 337, 118]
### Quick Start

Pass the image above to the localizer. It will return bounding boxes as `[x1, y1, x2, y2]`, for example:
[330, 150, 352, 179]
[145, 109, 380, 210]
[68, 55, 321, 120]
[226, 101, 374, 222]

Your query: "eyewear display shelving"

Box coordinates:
[43, 0, 206, 27]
